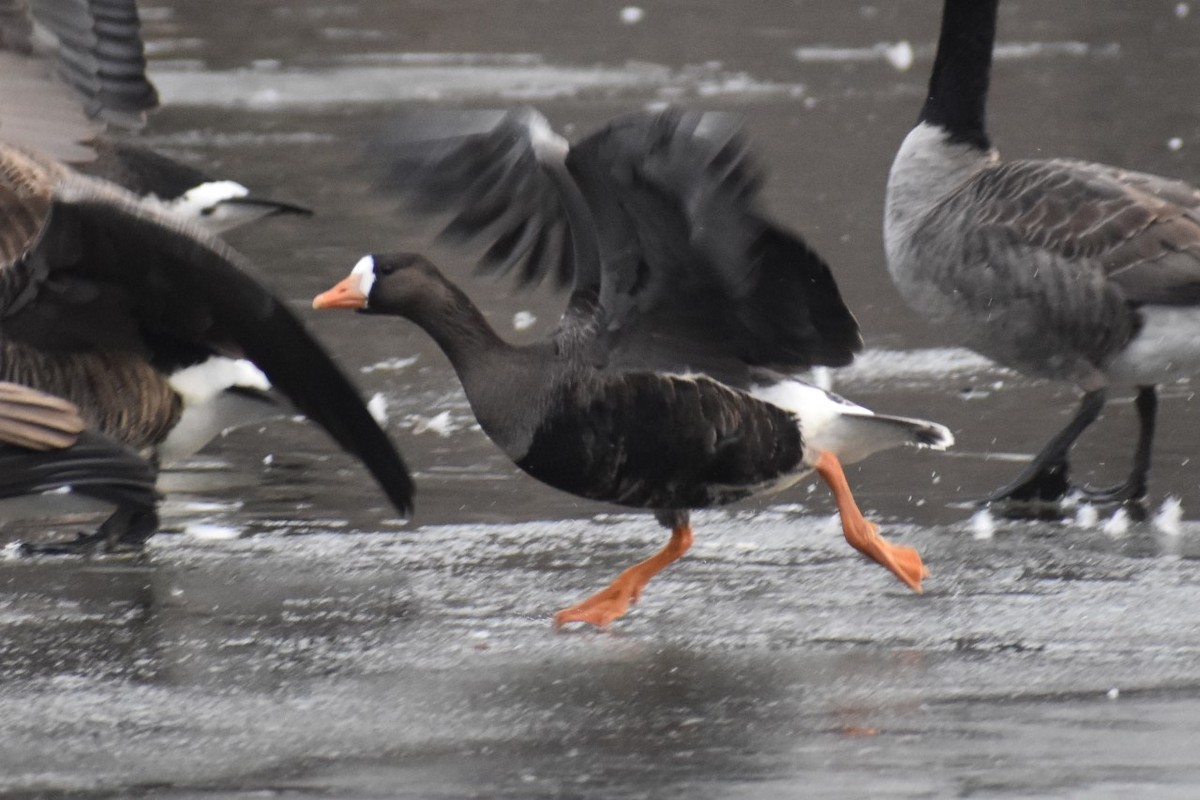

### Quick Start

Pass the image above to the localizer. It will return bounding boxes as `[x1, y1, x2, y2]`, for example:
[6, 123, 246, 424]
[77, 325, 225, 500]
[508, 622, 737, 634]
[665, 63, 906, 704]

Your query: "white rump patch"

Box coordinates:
[750, 377, 952, 465]
[157, 180, 279, 233]
[169, 357, 271, 405]
[161, 359, 280, 463]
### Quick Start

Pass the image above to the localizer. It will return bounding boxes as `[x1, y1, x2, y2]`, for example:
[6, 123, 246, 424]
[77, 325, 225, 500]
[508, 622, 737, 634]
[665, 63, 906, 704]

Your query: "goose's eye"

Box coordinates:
[378, 263, 398, 276]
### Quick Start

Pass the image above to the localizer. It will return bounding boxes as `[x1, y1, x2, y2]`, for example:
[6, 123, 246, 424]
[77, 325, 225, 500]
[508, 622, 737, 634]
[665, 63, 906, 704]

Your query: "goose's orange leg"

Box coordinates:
[815, 451, 927, 593]
[554, 523, 694, 630]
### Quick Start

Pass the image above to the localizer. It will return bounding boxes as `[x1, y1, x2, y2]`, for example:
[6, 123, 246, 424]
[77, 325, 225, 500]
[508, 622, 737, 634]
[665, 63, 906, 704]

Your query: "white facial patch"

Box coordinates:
[351, 255, 377, 303]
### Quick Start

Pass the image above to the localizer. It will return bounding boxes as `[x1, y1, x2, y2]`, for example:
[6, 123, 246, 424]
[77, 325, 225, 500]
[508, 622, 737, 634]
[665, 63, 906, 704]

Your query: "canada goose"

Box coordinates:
[885, 0, 1200, 506]
[0, 0, 310, 231]
[0, 142, 413, 550]
[315, 108, 952, 628]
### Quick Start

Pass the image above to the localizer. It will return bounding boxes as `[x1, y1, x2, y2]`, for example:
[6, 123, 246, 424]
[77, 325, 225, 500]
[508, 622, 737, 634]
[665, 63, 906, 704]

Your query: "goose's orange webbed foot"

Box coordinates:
[553, 523, 693, 630]
[814, 450, 927, 593]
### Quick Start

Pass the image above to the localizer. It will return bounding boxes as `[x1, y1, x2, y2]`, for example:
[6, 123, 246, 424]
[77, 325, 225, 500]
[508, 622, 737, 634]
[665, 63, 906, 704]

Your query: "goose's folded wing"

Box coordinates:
[907, 158, 1200, 369]
[567, 109, 861, 374]
[372, 108, 575, 289]
[0, 155, 414, 514]
[935, 158, 1200, 308]
[0, 0, 157, 161]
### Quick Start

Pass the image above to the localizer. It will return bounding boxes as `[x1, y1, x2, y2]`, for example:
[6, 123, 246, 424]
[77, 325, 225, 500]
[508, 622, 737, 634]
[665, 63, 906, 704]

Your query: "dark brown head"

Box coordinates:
[312, 252, 450, 316]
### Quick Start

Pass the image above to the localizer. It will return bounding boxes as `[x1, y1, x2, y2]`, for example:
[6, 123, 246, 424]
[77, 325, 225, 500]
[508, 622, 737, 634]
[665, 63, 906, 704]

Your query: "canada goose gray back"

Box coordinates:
[0, 141, 412, 550]
[885, 0, 1200, 506]
[317, 108, 954, 628]
[0, 0, 310, 231]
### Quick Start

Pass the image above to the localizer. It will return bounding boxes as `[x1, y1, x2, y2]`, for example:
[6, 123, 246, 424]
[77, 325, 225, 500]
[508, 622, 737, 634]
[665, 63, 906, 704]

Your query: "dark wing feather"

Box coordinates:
[0, 429, 157, 507]
[567, 109, 861, 375]
[0, 381, 157, 535]
[0, 0, 156, 161]
[3, 167, 414, 513]
[81, 139, 214, 199]
[371, 108, 570, 288]
[372, 107, 860, 376]
[26, 0, 157, 127]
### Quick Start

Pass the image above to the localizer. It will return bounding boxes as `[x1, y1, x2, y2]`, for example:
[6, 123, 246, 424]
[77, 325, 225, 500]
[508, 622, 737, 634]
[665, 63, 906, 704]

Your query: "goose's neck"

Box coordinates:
[886, 0, 1000, 253]
[403, 278, 565, 461]
[918, 0, 998, 151]
[405, 280, 512, 382]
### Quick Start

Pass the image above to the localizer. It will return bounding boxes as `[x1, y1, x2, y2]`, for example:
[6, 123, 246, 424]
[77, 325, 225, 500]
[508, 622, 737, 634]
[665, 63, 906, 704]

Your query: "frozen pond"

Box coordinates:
[4, 0, 1200, 796]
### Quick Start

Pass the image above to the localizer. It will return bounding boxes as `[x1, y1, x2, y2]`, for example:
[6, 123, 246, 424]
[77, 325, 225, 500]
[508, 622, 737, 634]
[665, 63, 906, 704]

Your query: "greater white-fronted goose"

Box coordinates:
[0, 0, 310, 231]
[315, 108, 952, 628]
[885, 0, 1200, 507]
[0, 142, 413, 550]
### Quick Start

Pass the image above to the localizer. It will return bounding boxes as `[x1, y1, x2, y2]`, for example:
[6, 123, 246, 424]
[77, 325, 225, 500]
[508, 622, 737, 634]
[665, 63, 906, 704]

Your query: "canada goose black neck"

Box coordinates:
[918, 0, 998, 151]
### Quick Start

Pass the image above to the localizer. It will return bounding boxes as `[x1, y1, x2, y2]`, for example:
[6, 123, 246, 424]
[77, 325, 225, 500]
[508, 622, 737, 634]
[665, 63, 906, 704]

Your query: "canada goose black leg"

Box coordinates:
[554, 510, 693, 630]
[815, 451, 927, 592]
[19, 505, 159, 556]
[983, 389, 1106, 506]
[1078, 385, 1156, 504]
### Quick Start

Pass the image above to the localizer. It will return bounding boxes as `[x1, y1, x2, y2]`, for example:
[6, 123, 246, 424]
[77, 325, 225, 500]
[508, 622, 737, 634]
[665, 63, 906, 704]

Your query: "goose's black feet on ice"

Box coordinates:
[983, 458, 1071, 506]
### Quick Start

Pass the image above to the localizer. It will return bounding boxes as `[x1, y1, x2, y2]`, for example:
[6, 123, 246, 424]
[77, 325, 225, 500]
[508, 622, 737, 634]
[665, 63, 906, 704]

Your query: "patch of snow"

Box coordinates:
[185, 523, 243, 541]
[409, 410, 458, 437]
[1103, 508, 1130, 537]
[883, 41, 914, 71]
[1153, 497, 1184, 536]
[367, 393, 389, 425]
[970, 508, 995, 540]
[361, 356, 419, 373]
[1073, 504, 1099, 528]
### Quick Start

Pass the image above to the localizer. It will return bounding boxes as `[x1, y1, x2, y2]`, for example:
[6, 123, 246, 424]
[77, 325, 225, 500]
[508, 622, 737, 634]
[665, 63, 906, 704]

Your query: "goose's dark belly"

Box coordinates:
[515, 372, 804, 510]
